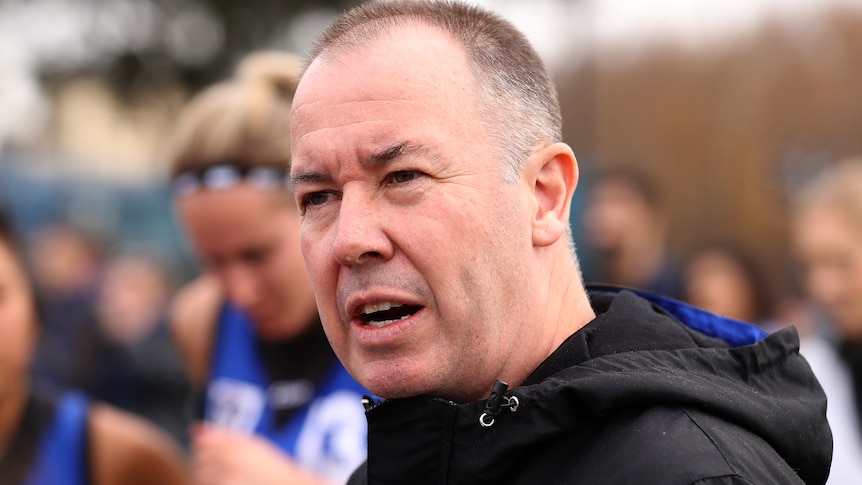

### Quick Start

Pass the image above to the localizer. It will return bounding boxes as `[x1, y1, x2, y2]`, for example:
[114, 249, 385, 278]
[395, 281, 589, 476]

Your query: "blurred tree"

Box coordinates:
[157, 0, 363, 90]
[558, 5, 862, 296]
[17, 0, 364, 100]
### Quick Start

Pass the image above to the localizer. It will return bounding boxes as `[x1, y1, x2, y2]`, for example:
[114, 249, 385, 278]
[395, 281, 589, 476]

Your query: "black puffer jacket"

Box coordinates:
[348, 289, 832, 484]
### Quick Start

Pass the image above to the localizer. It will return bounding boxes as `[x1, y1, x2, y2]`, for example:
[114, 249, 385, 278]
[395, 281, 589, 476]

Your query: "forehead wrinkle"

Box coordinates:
[291, 36, 474, 190]
[292, 98, 424, 153]
[289, 115, 397, 185]
[294, 93, 423, 121]
[288, 134, 399, 191]
[290, 140, 443, 191]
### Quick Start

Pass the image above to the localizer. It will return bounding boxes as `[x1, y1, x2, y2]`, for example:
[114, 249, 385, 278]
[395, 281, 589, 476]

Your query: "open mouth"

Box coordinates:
[358, 302, 422, 328]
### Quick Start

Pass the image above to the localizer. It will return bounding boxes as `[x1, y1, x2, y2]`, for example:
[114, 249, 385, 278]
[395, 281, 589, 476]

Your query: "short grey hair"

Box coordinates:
[307, 0, 562, 183]
[308, 1, 579, 268]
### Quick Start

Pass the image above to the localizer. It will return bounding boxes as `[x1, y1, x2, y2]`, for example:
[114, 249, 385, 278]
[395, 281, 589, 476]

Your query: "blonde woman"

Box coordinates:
[167, 52, 369, 485]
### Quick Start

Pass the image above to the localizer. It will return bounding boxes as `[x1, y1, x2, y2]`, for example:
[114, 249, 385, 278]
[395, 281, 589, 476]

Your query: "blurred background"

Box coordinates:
[1, 0, 862, 445]
[2, 0, 860, 283]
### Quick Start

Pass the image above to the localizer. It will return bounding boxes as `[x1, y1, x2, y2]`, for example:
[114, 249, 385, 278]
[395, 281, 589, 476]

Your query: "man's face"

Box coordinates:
[290, 27, 534, 402]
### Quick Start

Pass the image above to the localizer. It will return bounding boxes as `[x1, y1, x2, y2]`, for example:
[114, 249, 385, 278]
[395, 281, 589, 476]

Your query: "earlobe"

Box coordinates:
[531, 143, 578, 247]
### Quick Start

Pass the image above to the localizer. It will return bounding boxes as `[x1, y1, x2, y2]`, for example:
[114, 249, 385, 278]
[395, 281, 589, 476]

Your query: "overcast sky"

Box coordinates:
[2, 0, 861, 149]
[472, 0, 862, 68]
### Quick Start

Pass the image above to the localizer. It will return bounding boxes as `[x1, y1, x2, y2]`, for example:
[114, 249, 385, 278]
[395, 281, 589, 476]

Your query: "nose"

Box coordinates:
[220, 265, 260, 310]
[333, 189, 394, 266]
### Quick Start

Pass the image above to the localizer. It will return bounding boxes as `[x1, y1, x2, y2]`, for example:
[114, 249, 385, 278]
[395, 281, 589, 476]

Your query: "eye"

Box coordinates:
[387, 170, 421, 185]
[302, 191, 339, 208]
[239, 247, 270, 266]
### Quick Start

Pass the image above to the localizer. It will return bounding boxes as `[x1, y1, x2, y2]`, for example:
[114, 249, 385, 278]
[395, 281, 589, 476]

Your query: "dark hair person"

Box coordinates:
[0, 209, 187, 485]
[682, 241, 776, 326]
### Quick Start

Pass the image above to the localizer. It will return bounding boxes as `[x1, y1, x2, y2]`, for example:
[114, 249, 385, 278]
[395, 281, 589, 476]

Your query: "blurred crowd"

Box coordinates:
[22, 220, 193, 447]
[578, 162, 862, 483]
[6, 150, 862, 482]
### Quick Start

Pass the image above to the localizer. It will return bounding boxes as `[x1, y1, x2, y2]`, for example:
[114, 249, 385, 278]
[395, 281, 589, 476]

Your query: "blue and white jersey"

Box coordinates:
[25, 392, 89, 485]
[205, 303, 369, 483]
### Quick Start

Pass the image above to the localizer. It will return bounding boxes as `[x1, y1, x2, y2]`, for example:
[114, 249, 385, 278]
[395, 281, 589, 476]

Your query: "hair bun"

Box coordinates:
[235, 50, 303, 97]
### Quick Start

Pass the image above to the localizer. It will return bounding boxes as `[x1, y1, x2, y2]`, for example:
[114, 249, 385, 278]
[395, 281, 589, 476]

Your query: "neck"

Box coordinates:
[544, 251, 596, 353]
[497, 247, 595, 394]
[0, 377, 28, 459]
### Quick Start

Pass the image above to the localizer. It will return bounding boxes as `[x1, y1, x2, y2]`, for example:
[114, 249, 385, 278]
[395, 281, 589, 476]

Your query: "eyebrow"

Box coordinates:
[289, 170, 330, 190]
[290, 141, 422, 189]
[369, 141, 440, 168]
[369, 141, 408, 164]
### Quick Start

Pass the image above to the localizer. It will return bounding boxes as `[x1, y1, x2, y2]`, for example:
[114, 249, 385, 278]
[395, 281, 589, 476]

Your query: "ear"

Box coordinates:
[529, 143, 578, 248]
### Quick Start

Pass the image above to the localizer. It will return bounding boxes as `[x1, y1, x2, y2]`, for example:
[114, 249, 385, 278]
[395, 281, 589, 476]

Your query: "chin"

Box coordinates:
[355, 359, 445, 400]
[254, 319, 295, 341]
[356, 366, 412, 398]
[366, 382, 431, 400]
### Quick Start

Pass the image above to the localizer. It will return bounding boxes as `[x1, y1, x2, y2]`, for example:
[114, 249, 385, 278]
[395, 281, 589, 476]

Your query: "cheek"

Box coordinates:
[0, 303, 36, 372]
[264, 252, 297, 297]
[301, 229, 335, 284]
[846, 256, 862, 310]
[284, 234, 311, 278]
[805, 267, 840, 307]
[176, 202, 211, 248]
[272, 240, 317, 310]
[300, 237, 344, 338]
[445, 201, 527, 323]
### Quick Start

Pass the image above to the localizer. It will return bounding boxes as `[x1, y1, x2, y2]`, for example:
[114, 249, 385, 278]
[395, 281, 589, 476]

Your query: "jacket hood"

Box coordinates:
[361, 289, 832, 484]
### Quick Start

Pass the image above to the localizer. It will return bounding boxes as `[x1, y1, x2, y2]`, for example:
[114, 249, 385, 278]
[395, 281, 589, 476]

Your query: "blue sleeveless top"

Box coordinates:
[25, 392, 89, 485]
[205, 303, 369, 483]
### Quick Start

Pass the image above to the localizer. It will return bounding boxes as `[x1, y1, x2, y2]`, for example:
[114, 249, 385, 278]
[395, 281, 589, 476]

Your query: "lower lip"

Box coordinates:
[351, 307, 425, 347]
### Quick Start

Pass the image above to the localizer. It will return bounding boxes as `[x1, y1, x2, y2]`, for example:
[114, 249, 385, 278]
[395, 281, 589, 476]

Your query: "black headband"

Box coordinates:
[172, 164, 290, 197]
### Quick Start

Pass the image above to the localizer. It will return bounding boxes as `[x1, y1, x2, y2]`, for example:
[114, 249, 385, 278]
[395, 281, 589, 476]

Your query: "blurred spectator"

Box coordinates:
[26, 218, 192, 447]
[0, 208, 187, 485]
[166, 51, 369, 485]
[96, 251, 172, 343]
[29, 222, 103, 299]
[80, 251, 193, 448]
[681, 241, 777, 329]
[28, 221, 104, 390]
[582, 168, 683, 298]
[792, 157, 862, 484]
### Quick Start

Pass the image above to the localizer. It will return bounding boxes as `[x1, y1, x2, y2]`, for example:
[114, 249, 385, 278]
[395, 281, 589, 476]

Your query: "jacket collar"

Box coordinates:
[361, 289, 829, 484]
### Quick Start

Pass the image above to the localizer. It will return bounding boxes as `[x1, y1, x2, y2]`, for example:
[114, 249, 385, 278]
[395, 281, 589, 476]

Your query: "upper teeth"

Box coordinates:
[361, 302, 402, 315]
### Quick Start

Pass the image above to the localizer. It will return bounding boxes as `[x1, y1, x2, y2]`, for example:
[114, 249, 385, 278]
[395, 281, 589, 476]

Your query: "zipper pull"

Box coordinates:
[479, 380, 520, 428]
[361, 395, 379, 412]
